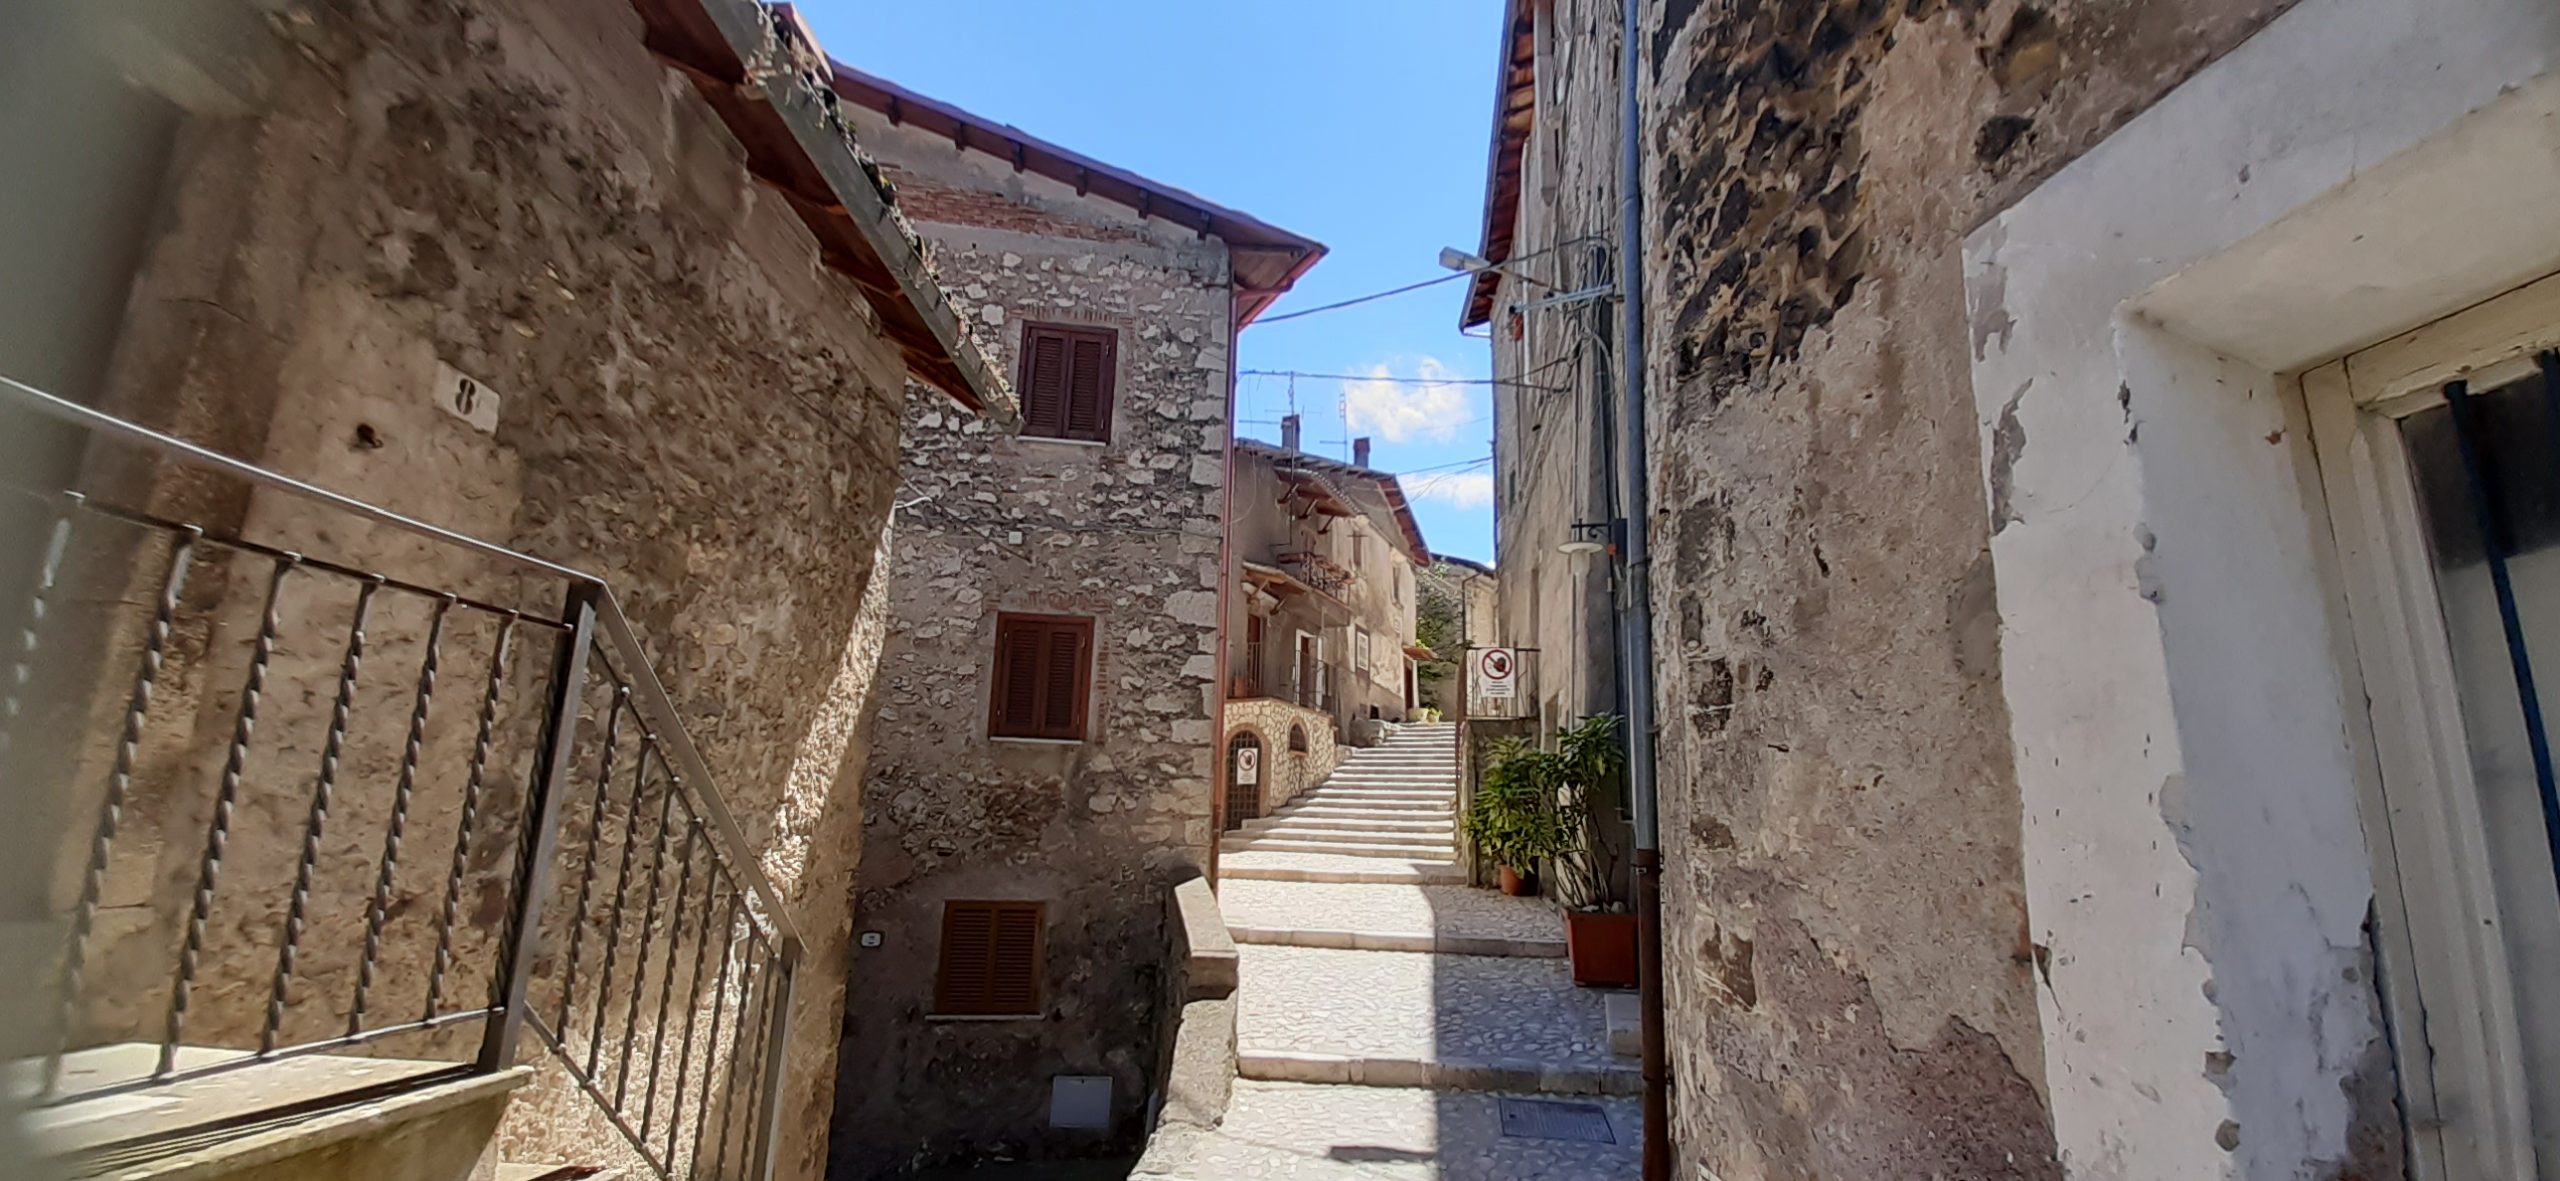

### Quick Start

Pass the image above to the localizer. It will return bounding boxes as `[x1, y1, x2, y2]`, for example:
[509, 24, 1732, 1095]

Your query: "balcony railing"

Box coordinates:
[1293, 658, 1337, 714]
[4, 375, 798, 1180]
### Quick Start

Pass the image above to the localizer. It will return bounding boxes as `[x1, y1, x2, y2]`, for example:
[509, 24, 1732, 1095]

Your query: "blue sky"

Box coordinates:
[803, 1, 1503, 563]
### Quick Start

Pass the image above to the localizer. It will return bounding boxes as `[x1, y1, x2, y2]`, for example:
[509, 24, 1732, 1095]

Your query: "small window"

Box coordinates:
[1018, 323, 1117, 442]
[1352, 626, 1371, 671]
[1288, 724, 1308, 753]
[935, 900, 1044, 1016]
[990, 613, 1094, 740]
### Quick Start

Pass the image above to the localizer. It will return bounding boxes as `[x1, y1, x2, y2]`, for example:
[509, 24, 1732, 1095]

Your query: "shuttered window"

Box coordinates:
[934, 900, 1045, 1016]
[989, 613, 1094, 740]
[1018, 323, 1117, 442]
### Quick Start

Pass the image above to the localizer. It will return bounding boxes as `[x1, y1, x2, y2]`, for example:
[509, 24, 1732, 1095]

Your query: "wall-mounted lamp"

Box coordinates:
[1559, 519, 1616, 556]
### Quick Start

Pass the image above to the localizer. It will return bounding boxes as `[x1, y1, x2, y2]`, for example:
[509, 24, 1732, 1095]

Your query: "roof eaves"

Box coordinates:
[826, 61, 1329, 330]
[1462, 0, 1537, 331]
[626, 0, 1016, 424]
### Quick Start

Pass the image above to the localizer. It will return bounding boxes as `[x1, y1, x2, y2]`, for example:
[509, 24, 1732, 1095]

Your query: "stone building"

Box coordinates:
[1471, 0, 2560, 1177]
[1218, 427, 1431, 832]
[815, 66, 1323, 1174]
[3, 1, 1007, 1179]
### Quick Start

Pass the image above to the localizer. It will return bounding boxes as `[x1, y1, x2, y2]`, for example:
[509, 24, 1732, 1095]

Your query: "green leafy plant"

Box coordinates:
[1463, 737, 1575, 873]
[1463, 716, 1630, 910]
[1550, 714, 1627, 912]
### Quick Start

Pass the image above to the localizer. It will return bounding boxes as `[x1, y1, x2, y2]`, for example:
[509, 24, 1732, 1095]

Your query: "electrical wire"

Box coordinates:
[1250, 271, 1473, 325]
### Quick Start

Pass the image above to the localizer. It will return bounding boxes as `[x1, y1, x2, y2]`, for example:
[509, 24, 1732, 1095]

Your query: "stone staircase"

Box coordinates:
[1219, 723, 1467, 884]
[1140, 722, 1641, 1178]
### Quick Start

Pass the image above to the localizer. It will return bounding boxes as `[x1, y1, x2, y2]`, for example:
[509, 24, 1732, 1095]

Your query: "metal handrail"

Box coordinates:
[0, 376, 603, 587]
[7, 374, 801, 1180]
[594, 595, 806, 960]
[0, 375, 802, 961]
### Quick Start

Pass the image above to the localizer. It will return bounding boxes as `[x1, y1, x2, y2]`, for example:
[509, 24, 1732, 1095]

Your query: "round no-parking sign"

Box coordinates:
[1477, 647, 1517, 699]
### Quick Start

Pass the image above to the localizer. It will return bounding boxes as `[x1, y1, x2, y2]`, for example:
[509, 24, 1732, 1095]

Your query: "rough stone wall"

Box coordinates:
[1222, 697, 1343, 817]
[1619, 0, 2305, 1176]
[828, 107, 1233, 1177]
[34, 2, 920, 1178]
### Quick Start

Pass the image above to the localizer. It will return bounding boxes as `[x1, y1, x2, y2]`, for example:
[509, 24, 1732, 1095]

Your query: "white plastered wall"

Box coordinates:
[1962, 0, 2560, 1175]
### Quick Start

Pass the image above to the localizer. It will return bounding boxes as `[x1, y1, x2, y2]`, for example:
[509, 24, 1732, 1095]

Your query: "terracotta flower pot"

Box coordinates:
[1565, 911, 1639, 988]
[1498, 865, 1535, 897]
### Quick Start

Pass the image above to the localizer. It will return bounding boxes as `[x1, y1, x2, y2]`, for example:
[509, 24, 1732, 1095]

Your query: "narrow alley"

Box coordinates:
[1142, 723, 1640, 1179]
[11, 1, 2560, 1180]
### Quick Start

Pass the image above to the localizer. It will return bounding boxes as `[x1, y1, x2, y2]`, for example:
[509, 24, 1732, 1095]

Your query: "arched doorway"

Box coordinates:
[1225, 730, 1264, 831]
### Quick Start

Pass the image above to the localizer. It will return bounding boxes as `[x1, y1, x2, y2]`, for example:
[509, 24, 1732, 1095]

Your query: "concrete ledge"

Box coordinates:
[1168, 876, 1237, 1001]
[1225, 924, 1566, 958]
[1236, 1050, 1640, 1096]
[99, 1066, 533, 1181]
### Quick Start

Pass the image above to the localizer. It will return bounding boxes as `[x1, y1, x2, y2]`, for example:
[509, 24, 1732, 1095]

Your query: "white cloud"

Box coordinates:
[1405, 470, 1494, 510]
[1342, 357, 1470, 444]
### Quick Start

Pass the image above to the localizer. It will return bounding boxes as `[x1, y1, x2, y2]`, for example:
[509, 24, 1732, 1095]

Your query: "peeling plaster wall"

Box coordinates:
[32, 2, 921, 1179]
[828, 108, 1234, 1177]
[1620, 0, 2320, 1175]
[1962, 0, 2560, 1175]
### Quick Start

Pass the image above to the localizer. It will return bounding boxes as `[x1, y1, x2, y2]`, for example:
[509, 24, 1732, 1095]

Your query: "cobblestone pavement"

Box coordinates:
[1237, 944, 1619, 1073]
[1218, 879, 1562, 945]
[1157, 724, 1636, 1179]
[1135, 1082, 1641, 1180]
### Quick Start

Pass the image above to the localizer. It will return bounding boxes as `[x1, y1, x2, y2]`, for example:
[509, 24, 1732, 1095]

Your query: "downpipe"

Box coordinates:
[1615, 0, 1671, 1174]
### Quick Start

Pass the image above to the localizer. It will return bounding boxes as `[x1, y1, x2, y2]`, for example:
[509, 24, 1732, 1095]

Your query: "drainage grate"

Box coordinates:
[1497, 1097, 1617, 1144]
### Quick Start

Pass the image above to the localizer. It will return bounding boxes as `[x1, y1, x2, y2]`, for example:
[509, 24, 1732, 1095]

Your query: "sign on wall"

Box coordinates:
[1234, 745, 1260, 785]
[1477, 647, 1518, 700]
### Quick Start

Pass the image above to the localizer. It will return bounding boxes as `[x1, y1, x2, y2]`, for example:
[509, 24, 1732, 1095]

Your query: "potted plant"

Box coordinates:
[1549, 715, 1635, 989]
[1463, 737, 1571, 897]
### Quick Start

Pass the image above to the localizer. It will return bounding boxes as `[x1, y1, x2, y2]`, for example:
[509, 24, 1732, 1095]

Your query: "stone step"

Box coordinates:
[1226, 924, 1563, 958]
[1218, 851, 1466, 884]
[1240, 828, 1452, 850]
[1299, 791, 1455, 806]
[1235, 945, 1629, 1095]
[1246, 812, 1452, 833]
[1219, 837, 1455, 859]
[1128, 1081, 1640, 1181]
[1234, 1050, 1640, 1095]
[1322, 772, 1456, 784]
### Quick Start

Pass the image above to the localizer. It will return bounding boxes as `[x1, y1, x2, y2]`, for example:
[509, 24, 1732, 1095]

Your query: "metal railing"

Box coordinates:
[4, 376, 799, 1180]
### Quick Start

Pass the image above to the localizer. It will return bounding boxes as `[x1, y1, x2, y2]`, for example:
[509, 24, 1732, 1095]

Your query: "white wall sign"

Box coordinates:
[1477, 647, 1517, 700]
[434, 361, 501, 434]
[1234, 746, 1259, 786]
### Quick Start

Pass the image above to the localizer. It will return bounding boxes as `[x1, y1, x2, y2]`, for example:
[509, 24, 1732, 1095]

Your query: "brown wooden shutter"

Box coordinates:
[935, 900, 1044, 1015]
[1065, 332, 1112, 441]
[989, 614, 1093, 739]
[1039, 626, 1084, 735]
[1021, 327, 1069, 437]
[1018, 323, 1115, 442]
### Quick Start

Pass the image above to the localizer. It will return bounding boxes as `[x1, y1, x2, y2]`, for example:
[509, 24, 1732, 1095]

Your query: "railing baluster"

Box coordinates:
[263, 576, 378, 1054]
[425, 611, 516, 1021]
[587, 735, 657, 1078]
[711, 941, 764, 1179]
[350, 595, 453, 1035]
[686, 890, 739, 1179]
[667, 866, 721, 1165]
[47, 528, 195, 1096]
[614, 771, 680, 1107]
[0, 503, 71, 763]
[640, 816, 702, 1143]
[161, 553, 297, 1078]
[481, 588, 595, 1073]
[751, 939, 796, 1181]
[557, 684, 631, 1040]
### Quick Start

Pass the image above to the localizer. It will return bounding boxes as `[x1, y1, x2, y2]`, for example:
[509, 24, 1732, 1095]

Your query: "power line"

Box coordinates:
[1242, 369, 1505, 386]
[1251, 271, 1472, 325]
